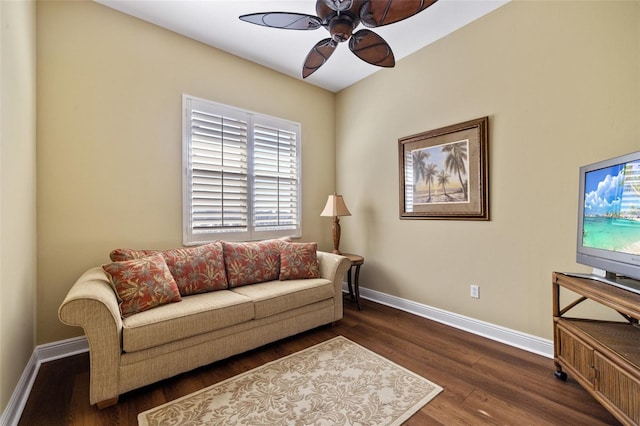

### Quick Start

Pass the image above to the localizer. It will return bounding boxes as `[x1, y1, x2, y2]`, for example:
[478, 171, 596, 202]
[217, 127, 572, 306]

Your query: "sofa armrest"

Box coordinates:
[317, 251, 351, 321]
[58, 267, 123, 405]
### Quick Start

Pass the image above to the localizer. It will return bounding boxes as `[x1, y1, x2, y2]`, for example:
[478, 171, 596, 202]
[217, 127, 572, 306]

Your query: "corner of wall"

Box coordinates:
[0, 0, 38, 415]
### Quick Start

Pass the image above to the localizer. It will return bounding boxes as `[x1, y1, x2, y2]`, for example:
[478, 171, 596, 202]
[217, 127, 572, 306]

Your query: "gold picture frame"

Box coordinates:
[399, 117, 489, 220]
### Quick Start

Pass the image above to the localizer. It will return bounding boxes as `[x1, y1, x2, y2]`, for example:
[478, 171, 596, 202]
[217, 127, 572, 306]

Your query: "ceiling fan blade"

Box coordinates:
[239, 12, 322, 30]
[303, 38, 338, 78]
[360, 0, 438, 27]
[349, 29, 395, 67]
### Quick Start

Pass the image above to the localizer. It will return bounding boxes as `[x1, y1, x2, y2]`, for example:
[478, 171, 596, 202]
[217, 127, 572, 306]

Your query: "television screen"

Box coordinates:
[576, 151, 640, 293]
[582, 160, 640, 255]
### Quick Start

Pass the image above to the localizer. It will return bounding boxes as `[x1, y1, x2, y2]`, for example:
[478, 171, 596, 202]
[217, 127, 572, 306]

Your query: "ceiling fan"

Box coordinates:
[239, 0, 438, 78]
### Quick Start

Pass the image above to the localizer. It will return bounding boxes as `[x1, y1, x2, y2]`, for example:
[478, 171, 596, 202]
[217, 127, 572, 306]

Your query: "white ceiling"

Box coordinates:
[96, 0, 509, 92]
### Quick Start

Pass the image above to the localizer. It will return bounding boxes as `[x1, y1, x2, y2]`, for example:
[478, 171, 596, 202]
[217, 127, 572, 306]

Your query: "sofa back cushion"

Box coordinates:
[222, 239, 282, 287]
[109, 242, 228, 296]
[102, 254, 182, 318]
[279, 242, 320, 280]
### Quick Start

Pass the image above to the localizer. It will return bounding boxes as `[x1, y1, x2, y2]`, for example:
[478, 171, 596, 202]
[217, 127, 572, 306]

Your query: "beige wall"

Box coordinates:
[36, 1, 336, 344]
[336, 0, 640, 339]
[0, 0, 37, 411]
[30, 0, 640, 361]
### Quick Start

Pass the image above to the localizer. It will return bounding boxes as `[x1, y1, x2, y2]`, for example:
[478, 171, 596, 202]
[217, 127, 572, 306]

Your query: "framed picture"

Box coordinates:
[398, 117, 489, 220]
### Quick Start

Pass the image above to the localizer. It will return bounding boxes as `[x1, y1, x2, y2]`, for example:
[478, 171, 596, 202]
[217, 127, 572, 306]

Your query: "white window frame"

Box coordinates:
[182, 94, 302, 245]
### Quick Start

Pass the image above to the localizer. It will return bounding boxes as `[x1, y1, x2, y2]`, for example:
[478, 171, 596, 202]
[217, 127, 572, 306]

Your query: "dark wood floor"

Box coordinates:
[19, 299, 621, 425]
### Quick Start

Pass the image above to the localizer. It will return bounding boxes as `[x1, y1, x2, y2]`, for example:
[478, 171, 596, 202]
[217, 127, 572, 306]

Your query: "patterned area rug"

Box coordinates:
[138, 336, 442, 425]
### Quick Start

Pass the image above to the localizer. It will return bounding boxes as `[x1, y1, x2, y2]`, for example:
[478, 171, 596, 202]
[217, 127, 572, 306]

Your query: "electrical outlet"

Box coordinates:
[470, 285, 480, 299]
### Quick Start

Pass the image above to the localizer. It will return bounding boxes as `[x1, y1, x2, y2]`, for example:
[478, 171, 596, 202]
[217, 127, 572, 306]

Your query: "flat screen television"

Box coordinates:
[573, 150, 640, 294]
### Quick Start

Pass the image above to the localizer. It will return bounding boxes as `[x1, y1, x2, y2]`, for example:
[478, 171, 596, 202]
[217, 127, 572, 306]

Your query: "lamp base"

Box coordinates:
[332, 217, 342, 255]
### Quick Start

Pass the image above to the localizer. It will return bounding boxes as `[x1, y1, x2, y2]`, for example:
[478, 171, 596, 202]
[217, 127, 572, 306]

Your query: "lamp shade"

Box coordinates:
[320, 194, 351, 217]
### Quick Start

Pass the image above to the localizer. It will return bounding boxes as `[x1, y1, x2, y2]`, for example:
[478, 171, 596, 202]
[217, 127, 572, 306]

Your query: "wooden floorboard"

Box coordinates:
[18, 299, 621, 425]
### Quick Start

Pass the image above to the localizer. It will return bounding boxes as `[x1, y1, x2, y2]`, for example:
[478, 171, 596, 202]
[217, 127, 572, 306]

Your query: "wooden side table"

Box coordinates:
[342, 253, 364, 310]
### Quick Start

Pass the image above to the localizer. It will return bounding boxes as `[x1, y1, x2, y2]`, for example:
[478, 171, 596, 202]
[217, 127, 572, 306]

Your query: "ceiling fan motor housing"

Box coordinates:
[329, 17, 356, 42]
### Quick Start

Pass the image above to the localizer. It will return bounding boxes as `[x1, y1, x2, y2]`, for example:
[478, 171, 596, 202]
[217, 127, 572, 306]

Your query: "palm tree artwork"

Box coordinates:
[411, 140, 469, 205]
[437, 170, 450, 198]
[424, 163, 438, 201]
[442, 141, 469, 200]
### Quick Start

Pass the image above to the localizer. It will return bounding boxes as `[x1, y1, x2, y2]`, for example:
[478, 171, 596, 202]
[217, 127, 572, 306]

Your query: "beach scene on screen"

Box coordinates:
[582, 160, 640, 254]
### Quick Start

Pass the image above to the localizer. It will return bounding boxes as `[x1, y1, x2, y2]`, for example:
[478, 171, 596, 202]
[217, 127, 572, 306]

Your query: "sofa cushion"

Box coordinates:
[230, 278, 334, 319]
[121, 290, 254, 352]
[110, 243, 228, 296]
[279, 242, 320, 280]
[102, 254, 182, 318]
[222, 239, 282, 288]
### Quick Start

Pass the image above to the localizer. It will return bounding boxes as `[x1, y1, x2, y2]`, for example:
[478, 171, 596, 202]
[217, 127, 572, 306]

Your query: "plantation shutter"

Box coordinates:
[187, 98, 249, 238]
[183, 96, 301, 244]
[253, 117, 299, 232]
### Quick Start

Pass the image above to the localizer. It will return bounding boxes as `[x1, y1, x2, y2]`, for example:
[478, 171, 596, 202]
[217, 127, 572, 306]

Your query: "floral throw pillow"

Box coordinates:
[161, 242, 227, 295]
[279, 242, 320, 280]
[109, 243, 228, 295]
[110, 248, 158, 262]
[102, 254, 182, 318]
[222, 239, 283, 288]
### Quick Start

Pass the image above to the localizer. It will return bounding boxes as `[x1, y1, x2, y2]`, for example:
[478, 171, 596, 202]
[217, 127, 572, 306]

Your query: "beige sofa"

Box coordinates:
[59, 242, 350, 409]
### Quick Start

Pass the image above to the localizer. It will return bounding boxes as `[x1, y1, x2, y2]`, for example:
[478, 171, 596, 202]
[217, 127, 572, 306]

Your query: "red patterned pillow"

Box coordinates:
[161, 242, 227, 295]
[109, 243, 228, 295]
[279, 242, 320, 280]
[102, 254, 181, 318]
[222, 239, 283, 287]
[110, 248, 158, 262]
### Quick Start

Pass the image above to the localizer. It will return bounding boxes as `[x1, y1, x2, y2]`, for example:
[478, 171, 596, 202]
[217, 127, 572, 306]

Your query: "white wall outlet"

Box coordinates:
[470, 284, 480, 299]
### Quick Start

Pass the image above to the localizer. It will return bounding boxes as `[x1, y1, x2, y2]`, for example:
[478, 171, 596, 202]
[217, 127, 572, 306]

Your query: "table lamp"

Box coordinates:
[320, 194, 351, 255]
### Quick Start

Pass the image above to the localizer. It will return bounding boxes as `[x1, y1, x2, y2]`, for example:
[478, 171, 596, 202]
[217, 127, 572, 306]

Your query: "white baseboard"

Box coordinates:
[0, 337, 88, 426]
[3, 287, 552, 425]
[344, 284, 554, 359]
[36, 335, 89, 363]
[0, 351, 38, 426]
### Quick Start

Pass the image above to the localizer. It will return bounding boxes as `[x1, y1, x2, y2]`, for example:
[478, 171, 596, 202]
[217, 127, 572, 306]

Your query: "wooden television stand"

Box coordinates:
[553, 272, 640, 425]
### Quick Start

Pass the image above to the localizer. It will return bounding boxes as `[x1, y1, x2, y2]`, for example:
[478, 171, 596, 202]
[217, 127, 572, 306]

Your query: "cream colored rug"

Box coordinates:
[138, 336, 442, 425]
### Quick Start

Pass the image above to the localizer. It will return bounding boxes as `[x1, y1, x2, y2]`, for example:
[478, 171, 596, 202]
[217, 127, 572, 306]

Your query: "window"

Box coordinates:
[183, 95, 301, 244]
